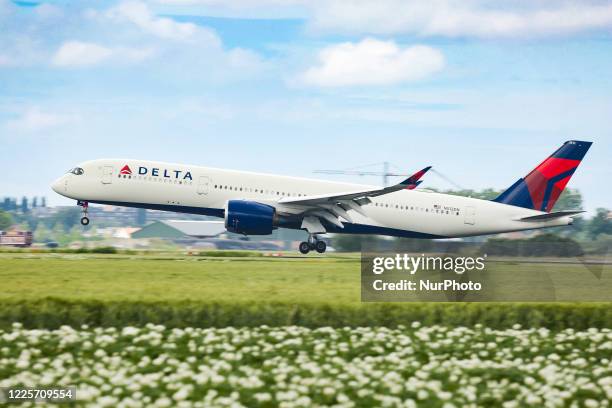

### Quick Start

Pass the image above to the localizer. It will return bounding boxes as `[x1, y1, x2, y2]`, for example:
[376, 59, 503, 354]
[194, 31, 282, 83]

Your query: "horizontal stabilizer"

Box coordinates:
[517, 210, 585, 222]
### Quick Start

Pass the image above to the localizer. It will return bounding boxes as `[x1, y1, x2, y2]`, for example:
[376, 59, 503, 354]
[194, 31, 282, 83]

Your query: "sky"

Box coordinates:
[1, 0, 611, 215]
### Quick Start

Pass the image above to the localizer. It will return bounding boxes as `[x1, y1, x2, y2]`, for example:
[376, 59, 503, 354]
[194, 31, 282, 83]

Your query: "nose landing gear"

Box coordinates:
[299, 234, 327, 254]
[78, 201, 90, 226]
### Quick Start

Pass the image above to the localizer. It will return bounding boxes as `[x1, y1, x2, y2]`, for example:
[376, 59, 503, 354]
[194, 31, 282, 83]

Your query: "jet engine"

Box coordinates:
[224, 200, 276, 235]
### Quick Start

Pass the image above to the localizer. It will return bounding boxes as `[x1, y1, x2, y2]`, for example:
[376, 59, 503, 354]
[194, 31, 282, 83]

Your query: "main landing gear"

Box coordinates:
[78, 200, 90, 226]
[299, 234, 327, 254]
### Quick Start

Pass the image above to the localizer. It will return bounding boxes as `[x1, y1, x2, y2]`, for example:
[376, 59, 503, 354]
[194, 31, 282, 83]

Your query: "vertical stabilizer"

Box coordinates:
[494, 140, 592, 212]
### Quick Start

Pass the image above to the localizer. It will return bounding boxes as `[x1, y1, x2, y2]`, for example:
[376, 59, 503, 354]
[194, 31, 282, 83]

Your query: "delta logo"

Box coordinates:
[121, 164, 193, 181]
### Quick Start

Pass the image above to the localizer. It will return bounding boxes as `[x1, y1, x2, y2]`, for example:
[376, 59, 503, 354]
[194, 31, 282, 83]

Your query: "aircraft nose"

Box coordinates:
[51, 176, 66, 194]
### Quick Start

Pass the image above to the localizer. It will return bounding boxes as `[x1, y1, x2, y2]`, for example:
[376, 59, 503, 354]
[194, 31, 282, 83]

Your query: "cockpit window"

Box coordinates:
[67, 167, 84, 175]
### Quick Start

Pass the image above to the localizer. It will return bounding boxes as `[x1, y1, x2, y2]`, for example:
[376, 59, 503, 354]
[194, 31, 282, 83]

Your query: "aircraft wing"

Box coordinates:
[276, 166, 432, 233]
[516, 210, 585, 222]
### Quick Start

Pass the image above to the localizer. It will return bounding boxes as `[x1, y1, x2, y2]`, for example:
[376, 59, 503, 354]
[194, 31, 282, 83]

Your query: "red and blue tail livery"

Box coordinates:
[494, 140, 592, 212]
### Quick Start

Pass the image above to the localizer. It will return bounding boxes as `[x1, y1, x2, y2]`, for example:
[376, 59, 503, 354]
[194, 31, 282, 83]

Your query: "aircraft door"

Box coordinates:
[197, 176, 211, 195]
[464, 206, 476, 225]
[102, 166, 114, 184]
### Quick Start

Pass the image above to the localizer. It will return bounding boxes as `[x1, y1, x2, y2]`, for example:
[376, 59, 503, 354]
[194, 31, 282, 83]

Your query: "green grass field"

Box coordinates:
[0, 253, 358, 304]
[0, 252, 610, 329]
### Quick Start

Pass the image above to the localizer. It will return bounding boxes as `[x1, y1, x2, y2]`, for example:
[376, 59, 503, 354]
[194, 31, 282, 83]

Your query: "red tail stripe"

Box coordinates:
[535, 157, 579, 178]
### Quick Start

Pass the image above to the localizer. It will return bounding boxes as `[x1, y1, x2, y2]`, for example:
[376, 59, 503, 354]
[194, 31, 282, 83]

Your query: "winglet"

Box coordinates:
[401, 166, 432, 190]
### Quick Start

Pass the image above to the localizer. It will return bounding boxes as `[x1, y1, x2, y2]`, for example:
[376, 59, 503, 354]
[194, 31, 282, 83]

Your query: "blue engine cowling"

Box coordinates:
[225, 200, 276, 235]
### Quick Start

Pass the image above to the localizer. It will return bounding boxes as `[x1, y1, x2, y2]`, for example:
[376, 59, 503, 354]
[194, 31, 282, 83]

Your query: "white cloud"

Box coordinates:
[152, 0, 612, 38]
[52, 41, 154, 67]
[1, 0, 263, 76]
[298, 38, 444, 87]
[226, 47, 267, 70]
[308, 0, 612, 37]
[108, 0, 219, 44]
[42, 2, 265, 77]
[52, 41, 113, 67]
[5, 108, 78, 133]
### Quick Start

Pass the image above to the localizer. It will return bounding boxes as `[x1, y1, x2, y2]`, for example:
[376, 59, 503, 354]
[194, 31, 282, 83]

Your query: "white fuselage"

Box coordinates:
[52, 159, 574, 238]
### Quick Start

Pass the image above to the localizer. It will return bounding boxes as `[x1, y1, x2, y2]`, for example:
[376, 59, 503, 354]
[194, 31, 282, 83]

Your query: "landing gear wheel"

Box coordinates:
[299, 242, 310, 254]
[78, 201, 90, 226]
[315, 240, 327, 254]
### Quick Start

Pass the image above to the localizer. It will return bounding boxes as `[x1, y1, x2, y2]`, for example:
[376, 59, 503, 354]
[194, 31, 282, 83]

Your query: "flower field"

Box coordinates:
[1, 323, 611, 407]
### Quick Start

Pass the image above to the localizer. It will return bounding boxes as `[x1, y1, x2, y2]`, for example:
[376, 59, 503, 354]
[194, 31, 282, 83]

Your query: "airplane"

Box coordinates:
[52, 140, 591, 254]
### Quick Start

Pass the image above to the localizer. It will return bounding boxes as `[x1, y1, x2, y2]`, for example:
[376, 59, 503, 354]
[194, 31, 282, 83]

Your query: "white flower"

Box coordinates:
[323, 387, 335, 396]
[254, 393, 272, 402]
[122, 327, 139, 337]
[417, 390, 428, 400]
[525, 395, 541, 405]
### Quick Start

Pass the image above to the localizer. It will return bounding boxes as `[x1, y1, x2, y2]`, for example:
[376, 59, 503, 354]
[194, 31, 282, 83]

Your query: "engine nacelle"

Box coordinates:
[225, 200, 276, 235]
